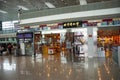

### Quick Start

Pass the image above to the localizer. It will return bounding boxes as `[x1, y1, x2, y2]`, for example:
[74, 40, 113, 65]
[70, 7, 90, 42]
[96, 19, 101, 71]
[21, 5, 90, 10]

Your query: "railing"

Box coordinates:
[0, 28, 17, 34]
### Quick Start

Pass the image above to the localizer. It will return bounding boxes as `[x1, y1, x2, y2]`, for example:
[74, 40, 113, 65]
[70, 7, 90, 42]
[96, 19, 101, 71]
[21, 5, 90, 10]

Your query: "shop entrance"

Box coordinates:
[34, 32, 42, 55]
[40, 28, 88, 62]
[73, 31, 87, 58]
[42, 33, 61, 58]
[97, 27, 120, 58]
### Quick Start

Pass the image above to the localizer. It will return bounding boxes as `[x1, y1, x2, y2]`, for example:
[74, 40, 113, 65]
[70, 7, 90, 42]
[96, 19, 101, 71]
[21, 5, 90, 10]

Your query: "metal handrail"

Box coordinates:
[0, 28, 16, 34]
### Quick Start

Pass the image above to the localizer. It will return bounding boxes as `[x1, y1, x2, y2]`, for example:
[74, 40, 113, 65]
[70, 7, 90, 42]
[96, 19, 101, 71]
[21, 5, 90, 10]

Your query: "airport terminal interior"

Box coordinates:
[0, 0, 120, 80]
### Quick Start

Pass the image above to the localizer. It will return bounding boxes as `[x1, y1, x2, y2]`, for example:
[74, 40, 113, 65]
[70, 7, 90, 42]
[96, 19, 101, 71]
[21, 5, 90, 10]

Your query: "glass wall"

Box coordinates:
[0, 20, 18, 34]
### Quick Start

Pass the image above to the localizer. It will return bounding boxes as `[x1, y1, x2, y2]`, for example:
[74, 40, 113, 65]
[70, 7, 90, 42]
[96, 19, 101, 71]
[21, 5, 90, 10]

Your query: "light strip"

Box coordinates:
[42, 28, 88, 34]
[20, 7, 120, 25]
[45, 2, 56, 8]
[42, 29, 67, 34]
[0, 10, 8, 13]
[17, 5, 29, 10]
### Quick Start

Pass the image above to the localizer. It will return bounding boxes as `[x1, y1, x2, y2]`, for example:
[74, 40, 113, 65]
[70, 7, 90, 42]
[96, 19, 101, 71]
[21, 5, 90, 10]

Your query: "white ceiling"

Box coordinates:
[0, 0, 112, 21]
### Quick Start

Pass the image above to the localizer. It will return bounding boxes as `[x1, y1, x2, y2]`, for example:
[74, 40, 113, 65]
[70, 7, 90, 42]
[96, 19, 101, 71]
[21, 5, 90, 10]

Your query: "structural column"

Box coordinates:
[87, 27, 98, 58]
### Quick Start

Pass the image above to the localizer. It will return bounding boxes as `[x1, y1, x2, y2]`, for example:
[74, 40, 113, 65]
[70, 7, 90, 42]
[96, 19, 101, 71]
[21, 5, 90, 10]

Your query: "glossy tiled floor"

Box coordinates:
[0, 54, 120, 80]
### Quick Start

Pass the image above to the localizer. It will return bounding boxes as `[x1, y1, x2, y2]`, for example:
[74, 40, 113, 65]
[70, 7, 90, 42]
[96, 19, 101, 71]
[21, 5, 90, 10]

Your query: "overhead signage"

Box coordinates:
[40, 23, 63, 30]
[47, 23, 58, 27]
[0, 21, 2, 31]
[17, 32, 33, 39]
[82, 18, 120, 27]
[63, 21, 82, 28]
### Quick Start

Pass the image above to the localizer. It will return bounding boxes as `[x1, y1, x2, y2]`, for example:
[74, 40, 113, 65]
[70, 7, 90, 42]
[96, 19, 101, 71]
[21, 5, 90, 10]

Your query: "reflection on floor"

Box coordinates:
[0, 54, 120, 80]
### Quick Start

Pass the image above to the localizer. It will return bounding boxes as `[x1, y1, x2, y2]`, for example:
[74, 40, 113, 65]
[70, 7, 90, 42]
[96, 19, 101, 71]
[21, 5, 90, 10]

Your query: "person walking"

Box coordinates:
[7, 43, 12, 55]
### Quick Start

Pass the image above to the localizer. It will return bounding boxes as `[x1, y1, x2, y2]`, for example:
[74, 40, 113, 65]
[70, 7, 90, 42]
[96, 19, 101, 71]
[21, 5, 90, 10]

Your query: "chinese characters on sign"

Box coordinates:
[63, 21, 82, 28]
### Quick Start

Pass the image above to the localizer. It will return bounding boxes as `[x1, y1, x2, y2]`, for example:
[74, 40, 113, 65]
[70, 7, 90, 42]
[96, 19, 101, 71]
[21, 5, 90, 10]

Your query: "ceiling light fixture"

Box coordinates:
[0, 10, 8, 14]
[17, 5, 29, 10]
[45, 2, 56, 8]
[79, 0, 87, 5]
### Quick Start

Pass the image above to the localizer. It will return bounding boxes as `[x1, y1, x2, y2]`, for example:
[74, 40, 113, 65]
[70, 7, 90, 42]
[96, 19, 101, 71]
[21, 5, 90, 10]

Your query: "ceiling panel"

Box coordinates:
[0, 0, 114, 21]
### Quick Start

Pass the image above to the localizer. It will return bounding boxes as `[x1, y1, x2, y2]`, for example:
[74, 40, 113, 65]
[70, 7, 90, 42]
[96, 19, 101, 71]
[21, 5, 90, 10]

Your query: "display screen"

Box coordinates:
[17, 32, 33, 39]
[24, 33, 32, 38]
[17, 34, 24, 38]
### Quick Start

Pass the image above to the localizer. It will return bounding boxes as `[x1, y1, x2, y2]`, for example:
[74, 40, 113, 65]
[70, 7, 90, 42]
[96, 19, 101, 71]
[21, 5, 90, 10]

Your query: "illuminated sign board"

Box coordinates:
[63, 21, 82, 28]
[17, 34, 24, 38]
[17, 32, 33, 39]
[24, 33, 32, 38]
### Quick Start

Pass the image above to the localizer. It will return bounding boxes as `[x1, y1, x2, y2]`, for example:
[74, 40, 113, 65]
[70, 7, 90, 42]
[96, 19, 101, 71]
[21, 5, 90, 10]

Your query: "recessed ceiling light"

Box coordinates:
[45, 2, 56, 8]
[0, 10, 8, 14]
[79, 0, 87, 5]
[17, 5, 29, 10]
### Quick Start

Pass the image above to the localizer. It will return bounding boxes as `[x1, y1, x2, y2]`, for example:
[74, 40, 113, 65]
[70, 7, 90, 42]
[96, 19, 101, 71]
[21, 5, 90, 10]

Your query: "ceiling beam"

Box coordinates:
[20, 7, 120, 25]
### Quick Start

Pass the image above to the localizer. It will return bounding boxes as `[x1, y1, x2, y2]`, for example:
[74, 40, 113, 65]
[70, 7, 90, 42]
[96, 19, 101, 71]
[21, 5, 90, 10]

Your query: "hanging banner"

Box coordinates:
[63, 21, 82, 28]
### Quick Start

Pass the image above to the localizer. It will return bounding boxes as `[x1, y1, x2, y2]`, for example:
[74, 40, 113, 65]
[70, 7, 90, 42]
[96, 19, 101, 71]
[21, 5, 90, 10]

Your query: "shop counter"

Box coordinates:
[42, 45, 48, 55]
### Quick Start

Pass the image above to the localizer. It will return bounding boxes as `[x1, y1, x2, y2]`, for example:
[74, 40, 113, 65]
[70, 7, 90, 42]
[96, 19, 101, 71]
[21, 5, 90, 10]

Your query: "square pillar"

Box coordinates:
[87, 27, 97, 58]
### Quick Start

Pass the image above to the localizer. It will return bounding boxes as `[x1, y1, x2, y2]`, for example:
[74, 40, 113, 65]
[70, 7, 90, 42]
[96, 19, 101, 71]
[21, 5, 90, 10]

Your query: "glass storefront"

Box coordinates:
[97, 27, 120, 59]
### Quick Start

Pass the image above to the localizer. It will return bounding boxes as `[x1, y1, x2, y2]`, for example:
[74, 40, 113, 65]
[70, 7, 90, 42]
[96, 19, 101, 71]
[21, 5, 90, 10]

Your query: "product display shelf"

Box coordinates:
[74, 34, 85, 57]
[44, 34, 60, 54]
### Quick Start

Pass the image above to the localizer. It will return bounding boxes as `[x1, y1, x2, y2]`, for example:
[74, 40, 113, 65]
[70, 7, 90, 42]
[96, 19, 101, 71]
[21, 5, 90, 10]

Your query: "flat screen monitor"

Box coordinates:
[24, 33, 32, 38]
[17, 34, 24, 38]
[17, 32, 33, 39]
